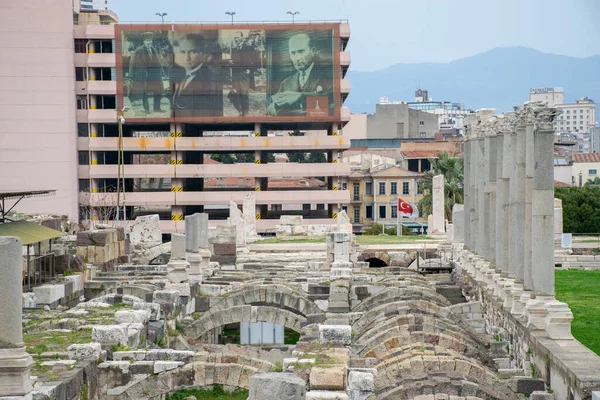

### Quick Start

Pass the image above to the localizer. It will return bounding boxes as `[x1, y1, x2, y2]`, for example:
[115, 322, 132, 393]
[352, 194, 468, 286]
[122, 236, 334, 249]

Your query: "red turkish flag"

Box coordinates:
[398, 198, 415, 217]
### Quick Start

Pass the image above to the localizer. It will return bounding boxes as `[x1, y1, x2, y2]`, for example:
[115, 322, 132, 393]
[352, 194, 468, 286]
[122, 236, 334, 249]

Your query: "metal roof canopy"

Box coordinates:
[0, 190, 56, 222]
[0, 220, 63, 245]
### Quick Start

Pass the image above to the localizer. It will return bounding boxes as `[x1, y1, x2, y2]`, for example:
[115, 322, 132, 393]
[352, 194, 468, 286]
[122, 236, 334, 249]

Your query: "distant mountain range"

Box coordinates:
[345, 47, 600, 114]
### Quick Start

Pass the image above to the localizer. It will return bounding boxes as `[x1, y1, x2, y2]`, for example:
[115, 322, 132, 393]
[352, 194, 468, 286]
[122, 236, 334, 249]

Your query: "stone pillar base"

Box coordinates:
[0, 347, 33, 396]
[525, 295, 555, 329]
[167, 260, 189, 283]
[199, 248, 212, 270]
[502, 279, 515, 311]
[510, 283, 524, 315]
[545, 301, 574, 340]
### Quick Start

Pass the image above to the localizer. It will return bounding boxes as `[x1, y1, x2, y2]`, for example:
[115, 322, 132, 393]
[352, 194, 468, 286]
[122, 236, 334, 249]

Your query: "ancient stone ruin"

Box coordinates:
[2, 105, 600, 400]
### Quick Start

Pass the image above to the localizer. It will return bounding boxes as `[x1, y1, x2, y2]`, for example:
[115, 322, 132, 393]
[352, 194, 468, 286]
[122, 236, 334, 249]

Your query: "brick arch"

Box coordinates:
[106, 360, 269, 399]
[374, 354, 519, 400]
[352, 286, 451, 313]
[210, 285, 324, 318]
[184, 305, 306, 339]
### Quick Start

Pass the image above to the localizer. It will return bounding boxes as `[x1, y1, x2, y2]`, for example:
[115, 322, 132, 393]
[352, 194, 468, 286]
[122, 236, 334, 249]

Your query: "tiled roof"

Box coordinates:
[554, 180, 571, 187]
[572, 153, 600, 163]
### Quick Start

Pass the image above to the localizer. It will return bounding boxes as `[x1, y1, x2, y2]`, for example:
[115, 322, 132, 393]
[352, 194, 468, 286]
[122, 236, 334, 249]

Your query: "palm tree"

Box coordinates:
[585, 176, 600, 187]
[417, 151, 464, 221]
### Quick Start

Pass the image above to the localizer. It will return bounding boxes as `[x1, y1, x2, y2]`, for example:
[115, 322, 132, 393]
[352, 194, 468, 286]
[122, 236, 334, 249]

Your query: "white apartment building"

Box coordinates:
[553, 97, 596, 135]
[529, 87, 564, 107]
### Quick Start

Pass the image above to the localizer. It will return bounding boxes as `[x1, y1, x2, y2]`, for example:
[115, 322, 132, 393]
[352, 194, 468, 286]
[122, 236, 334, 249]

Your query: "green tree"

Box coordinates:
[210, 153, 235, 164]
[417, 151, 464, 221]
[585, 177, 600, 187]
[307, 152, 327, 163]
[235, 153, 255, 163]
[287, 152, 306, 163]
[555, 187, 600, 233]
[289, 130, 305, 136]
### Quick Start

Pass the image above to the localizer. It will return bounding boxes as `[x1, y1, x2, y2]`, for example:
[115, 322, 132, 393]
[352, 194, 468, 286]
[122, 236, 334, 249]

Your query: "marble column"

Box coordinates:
[171, 233, 186, 260]
[470, 137, 479, 253]
[554, 198, 563, 245]
[229, 201, 247, 247]
[500, 130, 514, 276]
[512, 119, 527, 283]
[523, 122, 535, 291]
[432, 174, 445, 233]
[495, 132, 505, 272]
[184, 213, 199, 253]
[197, 213, 209, 249]
[531, 112, 558, 296]
[485, 135, 498, 262]
[477, 137, 487, 257]
[0, 237, 33, 396]
[452, 204, 465, 243]
[243, 192, 258, 238]
[463, 138, 471, 249]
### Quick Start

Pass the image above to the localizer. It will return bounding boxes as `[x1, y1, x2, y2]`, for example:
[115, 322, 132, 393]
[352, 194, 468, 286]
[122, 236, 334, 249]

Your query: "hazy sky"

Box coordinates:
[109, 0, 600, 71]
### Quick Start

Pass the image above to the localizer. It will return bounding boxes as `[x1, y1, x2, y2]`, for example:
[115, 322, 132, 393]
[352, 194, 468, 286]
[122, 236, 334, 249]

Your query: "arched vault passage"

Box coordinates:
[208, 285, 323, 318]
[365, 257, 388, 268]
[352, 286, 451, 313]
[184, 305, 306, 339]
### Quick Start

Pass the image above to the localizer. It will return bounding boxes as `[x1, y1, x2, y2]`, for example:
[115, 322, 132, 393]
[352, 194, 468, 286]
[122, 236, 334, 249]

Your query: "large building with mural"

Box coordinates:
[0, 1, 352, 233]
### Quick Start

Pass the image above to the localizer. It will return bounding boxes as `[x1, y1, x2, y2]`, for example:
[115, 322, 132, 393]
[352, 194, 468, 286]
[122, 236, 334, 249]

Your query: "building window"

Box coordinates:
[353, 207, 360, 224]
[353, 183, 360, 201]
[75, 67, 87, 81]
[74, 39, 87, 53]
[270, 204, 282, 211]
[342, 182, 348, 190]
[316, 204, 325, 210]
[365, 181, 373, 196]
[390, 182, 398, 195]
[79, 179, 90, 192]
[417, 181, 424, 195]
[76, 95, 88, 110]
[379, 205, 386, 219]
[419, 132, 426, 138]
[302, 204, 311, 211]
[365, 205, 373, 219]
[590, 169, 597, 175]
[342, 205, 348, 213]
[566, 116, 570, 120]
[78, 151, 89, 165]
[77, 123, 89, 137]
[391, 205, 398, 219]
[402, 181, 410, 195]
[419, 121, 424, 126]
[566, 110, 570, 114]
[378, 181, 386, 195]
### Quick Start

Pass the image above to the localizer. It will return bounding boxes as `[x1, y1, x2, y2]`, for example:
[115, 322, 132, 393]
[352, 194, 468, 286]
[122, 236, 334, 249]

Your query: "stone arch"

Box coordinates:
[209, 285, 324, 318]
[105, 360, 268, 399]
[359, 250, 391, 266]
[95, 285, 155, 300]
[365, 257, 388, 268]
[184, 305, 306, 339]
[374, 354, 519, 400]
[352, 286, 451, 313]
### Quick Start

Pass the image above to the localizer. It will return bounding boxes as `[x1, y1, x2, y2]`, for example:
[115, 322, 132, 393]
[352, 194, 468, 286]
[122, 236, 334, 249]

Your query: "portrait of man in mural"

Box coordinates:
[267, 31, 334, 117]
[170, 32, 223, 118]
[127, 32, 166, 114]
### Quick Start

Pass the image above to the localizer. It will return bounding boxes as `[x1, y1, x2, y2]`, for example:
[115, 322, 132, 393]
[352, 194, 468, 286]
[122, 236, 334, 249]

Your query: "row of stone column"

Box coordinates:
[462, 105, 559, 297]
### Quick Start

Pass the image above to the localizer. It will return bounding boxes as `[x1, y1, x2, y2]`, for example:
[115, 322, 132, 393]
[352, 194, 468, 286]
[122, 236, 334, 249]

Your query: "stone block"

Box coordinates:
[67, 343, 102, 360]
[115, 310, 151, 325]
[129, 214, 162, 247]
[32, 283, 65, 305]
[92, 325, 128, 345]
[90, 230, 112, 246]
[592, 391, 600, 400]
[171, 233, 186, 260]
[126, 323, 145, 348]
[310, 366, 345, 390]
[22, 293, 37, 308]
[276, 224, 293, 236]
[530, 391, 555, 400]
[319, 325, 352, 346]
[154, 361, 184, 373]
[213, 243, 236, 255]
[133, 302, 161, 321]
[306, 391, 348, 399]
[248, 372, 306, 400]
[281, 215, 303, 226]
[292, 225, 308, 236]
[347, 370, 374, 391]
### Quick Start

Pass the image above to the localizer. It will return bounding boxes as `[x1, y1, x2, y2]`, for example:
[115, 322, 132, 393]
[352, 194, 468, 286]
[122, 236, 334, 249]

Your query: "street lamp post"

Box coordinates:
[155, 12, 167, 24]
[116, 107, 129, 229]
[286, 11, 300, 23]
[225, 11, 236, 24]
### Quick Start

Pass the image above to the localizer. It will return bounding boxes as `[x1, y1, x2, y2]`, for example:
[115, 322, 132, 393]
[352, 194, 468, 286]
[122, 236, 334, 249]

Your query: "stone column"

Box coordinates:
[531, 111, 558, 296]
[243, 192, 258, 238]
[469, 137, 479, 252]
[171, 233, 186, 260]
[184, 213, 198, 253]
[486, 135, 498, 263]
[495, 132, 505, 272]
[0, 237, 33, 396]
[463, 138, 471, 249]
[523, 122, 535, 291]
[452, 204, 465, 243]
[554, 198, 563, 245]
[500, 129, 514, 276]
[229, 201, 246, 247]
[512, 117, 527, 283]
[197, 213, 209, 249]
[432, 174, 445, 234]
[477, 137, 487, 257]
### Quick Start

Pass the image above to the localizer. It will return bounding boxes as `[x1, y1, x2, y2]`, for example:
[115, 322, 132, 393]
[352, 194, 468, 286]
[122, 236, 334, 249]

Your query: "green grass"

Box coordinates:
[284, 328, 300, 345]
[24, 328, 93, 353]
[555, 270, 600, 356]
[166, 386, 248, 400]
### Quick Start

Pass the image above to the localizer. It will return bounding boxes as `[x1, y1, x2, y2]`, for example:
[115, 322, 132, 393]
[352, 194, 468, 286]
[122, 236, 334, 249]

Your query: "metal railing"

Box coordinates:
[78, 19, 349, 25]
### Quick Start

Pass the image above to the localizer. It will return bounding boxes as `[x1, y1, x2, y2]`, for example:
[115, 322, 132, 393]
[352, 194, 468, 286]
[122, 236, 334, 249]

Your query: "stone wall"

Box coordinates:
[76, 227, 128, 271]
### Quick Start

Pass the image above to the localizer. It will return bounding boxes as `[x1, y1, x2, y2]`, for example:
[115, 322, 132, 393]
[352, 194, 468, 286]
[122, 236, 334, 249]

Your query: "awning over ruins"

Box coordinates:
[0, 220, 63, 245]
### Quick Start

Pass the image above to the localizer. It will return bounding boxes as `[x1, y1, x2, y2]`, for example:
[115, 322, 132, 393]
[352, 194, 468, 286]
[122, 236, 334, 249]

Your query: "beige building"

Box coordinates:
[529, 87, 564, 107]
[571, 153, 600, 187]
[553, 97, 596, 135]
[366, 103, 439, 139]
[0, 1, 352, 234]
